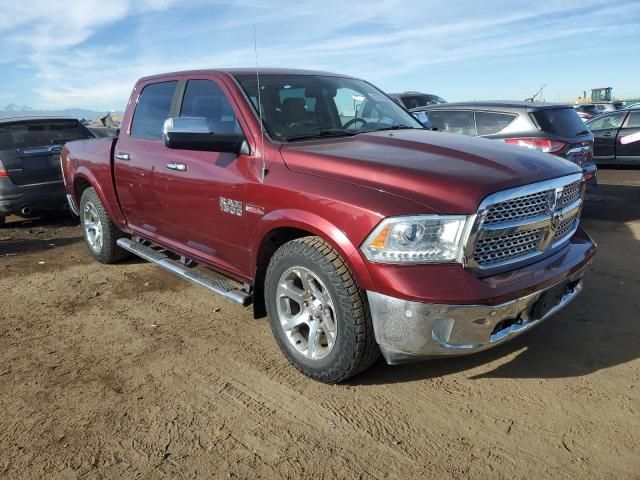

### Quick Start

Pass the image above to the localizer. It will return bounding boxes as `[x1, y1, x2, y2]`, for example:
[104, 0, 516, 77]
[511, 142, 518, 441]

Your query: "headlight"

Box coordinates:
[360, 215, 471, 264]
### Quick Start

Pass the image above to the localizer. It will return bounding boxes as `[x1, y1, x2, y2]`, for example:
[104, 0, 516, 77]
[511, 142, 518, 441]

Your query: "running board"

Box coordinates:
[116, 238, 252, 306]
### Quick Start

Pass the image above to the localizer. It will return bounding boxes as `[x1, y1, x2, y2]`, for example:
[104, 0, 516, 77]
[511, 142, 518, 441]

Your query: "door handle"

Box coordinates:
[166, 162, 187, 172]
[603, 132, 613, 137]
[115, 152, 131, 161]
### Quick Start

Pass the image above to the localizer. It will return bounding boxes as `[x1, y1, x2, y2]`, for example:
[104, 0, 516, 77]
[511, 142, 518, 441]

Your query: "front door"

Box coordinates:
[156, 77, 252, 278]
[588, 111, 627, 160]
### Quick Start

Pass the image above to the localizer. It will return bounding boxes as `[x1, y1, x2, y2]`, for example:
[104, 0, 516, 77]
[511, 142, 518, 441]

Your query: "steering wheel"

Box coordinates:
[343, 117, 368, 130]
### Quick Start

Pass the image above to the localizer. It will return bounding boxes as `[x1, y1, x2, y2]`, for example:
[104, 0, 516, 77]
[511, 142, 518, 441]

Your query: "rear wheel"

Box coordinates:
[79, 188, 128, 264]
[265, 236, 379, 383]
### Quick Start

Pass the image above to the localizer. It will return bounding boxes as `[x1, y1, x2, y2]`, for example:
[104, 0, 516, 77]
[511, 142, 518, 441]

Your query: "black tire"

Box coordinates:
[265, 236, 379, 383]
[79, 187, 128, 264]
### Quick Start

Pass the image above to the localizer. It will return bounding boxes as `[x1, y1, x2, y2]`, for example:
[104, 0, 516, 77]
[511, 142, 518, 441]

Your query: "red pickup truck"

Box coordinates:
[61, 68, 596, 383]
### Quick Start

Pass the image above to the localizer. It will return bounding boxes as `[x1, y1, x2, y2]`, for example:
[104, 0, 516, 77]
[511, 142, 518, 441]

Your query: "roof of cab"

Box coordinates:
[138, 68, 354, 83]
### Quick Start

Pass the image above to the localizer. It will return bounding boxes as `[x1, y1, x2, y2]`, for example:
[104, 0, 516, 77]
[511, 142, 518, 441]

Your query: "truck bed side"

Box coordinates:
[61, 137, 127, 228]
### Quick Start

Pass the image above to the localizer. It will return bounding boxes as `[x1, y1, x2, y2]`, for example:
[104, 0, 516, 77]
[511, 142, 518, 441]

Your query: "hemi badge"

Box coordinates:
[245, 204, 264, 215]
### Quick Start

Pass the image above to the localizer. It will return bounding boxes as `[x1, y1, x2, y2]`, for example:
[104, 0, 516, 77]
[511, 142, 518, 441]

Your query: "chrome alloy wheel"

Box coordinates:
[83, 201, 103, 253]
[276, 266, 338, 360]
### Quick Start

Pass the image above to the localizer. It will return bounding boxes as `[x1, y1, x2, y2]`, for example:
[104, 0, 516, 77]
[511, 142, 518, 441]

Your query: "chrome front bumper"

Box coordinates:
[367, 269, 586, 365]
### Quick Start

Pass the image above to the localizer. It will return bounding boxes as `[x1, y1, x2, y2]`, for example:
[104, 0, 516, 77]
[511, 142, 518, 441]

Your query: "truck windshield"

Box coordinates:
[235, 75, 423, 141]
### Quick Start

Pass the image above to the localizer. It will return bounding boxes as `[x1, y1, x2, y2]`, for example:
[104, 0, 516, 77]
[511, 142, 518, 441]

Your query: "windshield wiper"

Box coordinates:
[286, 129, 359, 142]
[576, 129, 590, 136]
[369, 124, 416, 132]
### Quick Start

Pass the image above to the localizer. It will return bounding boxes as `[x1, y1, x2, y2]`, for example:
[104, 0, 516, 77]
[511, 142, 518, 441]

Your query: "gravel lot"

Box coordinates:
[1, 169, 639, 479]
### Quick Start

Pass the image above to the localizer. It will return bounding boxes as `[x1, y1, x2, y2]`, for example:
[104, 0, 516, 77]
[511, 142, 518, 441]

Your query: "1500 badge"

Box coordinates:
[219, 197, 243, 216]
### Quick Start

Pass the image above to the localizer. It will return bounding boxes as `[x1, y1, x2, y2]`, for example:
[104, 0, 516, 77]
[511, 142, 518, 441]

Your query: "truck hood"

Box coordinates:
[280, 129, 580, 214]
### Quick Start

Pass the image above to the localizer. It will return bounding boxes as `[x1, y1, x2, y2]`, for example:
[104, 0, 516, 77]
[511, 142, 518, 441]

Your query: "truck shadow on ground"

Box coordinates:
[0, 214, 82, 256]
[0, 236, 81, 256]
[353, 181, 640, 385]
[0, 213, 78, 230]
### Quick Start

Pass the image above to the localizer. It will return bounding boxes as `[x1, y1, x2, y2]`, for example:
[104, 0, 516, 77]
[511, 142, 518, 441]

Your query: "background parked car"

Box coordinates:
[594, 102, 627, 113]
[586, 109, 640, 165]
[0, 116, 94, 225]
[573, 104, 600, 121]
[413, 101, 597, 184]
[388, 91, 447, 109]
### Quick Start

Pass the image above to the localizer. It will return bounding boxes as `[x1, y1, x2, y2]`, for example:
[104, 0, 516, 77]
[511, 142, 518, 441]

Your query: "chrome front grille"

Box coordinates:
[473, 229, 544, 265]
[553, 216, 578, 242]
[466, 174, 585, 272]
[484, 191, 548, 225]
[561, 181, 582, 207]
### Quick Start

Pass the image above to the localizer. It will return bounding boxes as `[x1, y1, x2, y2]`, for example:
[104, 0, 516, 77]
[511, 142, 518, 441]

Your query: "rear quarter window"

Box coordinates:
[427, 110, 476, 136]
[531, 108, 588, 137]
[475, 111, 517, 136]
[0, 120, 93, 150]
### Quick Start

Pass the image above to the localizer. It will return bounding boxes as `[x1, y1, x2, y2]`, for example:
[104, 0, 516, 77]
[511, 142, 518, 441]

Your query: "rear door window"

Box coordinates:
[531, 108, 589, 137]
[180, 79, 239, 134]
[475, 111, 516, 136]
[130, 81, 177, 140]
[0, 120, 93, 150]
[427, 110, 476, 136]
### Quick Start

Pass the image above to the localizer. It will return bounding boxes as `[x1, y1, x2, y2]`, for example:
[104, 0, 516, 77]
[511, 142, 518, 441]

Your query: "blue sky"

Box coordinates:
[0, 0, 639, 111]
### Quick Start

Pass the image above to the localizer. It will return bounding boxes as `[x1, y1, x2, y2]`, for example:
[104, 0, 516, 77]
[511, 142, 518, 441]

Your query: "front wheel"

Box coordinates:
[265, 236, 379, 383]
[79, 187, 128, 264]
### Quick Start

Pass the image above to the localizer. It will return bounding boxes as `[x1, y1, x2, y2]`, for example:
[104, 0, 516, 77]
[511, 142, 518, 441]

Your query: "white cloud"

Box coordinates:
[1, 0, 639, 109]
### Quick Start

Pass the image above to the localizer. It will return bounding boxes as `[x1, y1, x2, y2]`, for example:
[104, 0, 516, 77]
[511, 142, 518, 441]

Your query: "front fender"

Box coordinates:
[252, 208, 375, 291]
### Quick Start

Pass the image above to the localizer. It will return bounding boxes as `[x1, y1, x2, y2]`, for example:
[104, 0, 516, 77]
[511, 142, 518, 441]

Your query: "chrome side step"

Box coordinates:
[116, 238, 252, 306]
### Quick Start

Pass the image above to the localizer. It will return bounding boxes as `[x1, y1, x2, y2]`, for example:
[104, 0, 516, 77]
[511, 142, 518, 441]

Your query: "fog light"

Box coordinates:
[432, 318, 454, 343]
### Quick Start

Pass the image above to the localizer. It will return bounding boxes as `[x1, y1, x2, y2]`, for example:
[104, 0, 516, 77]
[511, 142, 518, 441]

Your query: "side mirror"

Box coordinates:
[163, 117, 249, 154]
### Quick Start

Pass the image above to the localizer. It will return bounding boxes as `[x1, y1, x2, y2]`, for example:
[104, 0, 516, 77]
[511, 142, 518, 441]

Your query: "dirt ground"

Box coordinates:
[1, 169, 639, 480]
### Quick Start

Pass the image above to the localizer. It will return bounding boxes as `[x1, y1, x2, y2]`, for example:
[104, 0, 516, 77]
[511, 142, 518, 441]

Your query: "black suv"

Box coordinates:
[388, 91, 447, 109]
[413, 101, 597, 185]
[0, 117, 94, 225]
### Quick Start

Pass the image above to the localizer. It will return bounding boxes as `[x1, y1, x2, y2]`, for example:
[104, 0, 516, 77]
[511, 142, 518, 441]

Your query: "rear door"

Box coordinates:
[587, 111, 627, 160]
[0, 119, 93, 185]
[114, 79, 180, 234]
[616, 110, 640, 163]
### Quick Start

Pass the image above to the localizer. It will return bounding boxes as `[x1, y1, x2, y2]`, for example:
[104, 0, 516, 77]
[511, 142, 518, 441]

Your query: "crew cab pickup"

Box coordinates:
[61, 69, 596, 383]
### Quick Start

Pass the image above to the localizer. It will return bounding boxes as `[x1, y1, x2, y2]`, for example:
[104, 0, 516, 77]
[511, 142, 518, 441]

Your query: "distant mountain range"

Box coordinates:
[0, 103, 112, 120]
